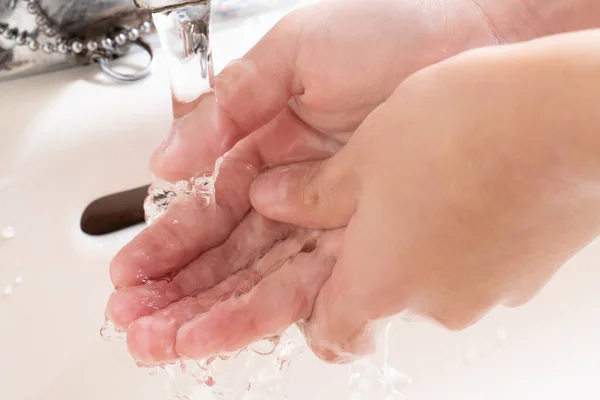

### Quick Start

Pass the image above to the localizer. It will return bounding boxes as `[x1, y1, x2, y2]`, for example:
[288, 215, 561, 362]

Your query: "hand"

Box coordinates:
[106, 0, 597, 364]
[249, 30, 600, 361]
[107, 103, 345, 364]
[151, 0, 518, 181]
[107, 0, 508, 364]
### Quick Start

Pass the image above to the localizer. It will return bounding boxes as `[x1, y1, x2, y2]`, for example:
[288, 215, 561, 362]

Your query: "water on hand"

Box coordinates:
[105, 163, 411, 399]
[107, 1, 410, 397]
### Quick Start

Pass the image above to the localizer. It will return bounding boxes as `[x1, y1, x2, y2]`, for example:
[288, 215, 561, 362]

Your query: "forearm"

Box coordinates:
[475, 0, 600, 42]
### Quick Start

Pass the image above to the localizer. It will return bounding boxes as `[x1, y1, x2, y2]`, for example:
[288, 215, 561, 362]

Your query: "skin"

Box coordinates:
[251, 29, 600, 359]
[107, 0, 600, 364]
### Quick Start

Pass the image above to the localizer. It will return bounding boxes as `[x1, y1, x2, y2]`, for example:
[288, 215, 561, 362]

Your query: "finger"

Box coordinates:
[152, 102, 342, 182]
[250, 147, 358, 229]
[152, 7, 309, 182]
[110, 140, 260, 288]
[150, 92, 243, 181]
[106, 212, 293, 330]
[174, 229, 343, 360]
[250, 107, 343, 168]
[126, 268, 260, 364]
[213, 11, 306, 135]
[126, 228, 330, 363]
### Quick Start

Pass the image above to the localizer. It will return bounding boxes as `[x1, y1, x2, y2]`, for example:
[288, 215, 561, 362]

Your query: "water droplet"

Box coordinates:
[1, 226, 16, 239]
[496, 327, 507, 344]
[205, 376, 216, 387]
[100, 320, 125, 341]
[3, 284, 13, 296]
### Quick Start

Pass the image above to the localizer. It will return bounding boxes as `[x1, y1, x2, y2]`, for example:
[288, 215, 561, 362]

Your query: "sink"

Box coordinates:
[2, 5, 600, 400]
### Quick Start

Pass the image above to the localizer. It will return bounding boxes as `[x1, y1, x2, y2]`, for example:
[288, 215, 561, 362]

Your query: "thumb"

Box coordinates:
[250, 149, 358, 229]
[213, 11, 306, 134]
[299, 218, 379, 363]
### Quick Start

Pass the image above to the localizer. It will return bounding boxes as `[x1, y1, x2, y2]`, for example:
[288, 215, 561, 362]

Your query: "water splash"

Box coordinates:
[100, 320, 126, 341]
[102, 334, 302, 400]
[144, 157, 223, 224]
[349, 322, 412, 399]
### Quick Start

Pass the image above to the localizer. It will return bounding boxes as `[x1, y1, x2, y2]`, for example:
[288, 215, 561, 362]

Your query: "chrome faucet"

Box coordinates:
[0, 0, 153, 81]
[0, 0, 301, 83]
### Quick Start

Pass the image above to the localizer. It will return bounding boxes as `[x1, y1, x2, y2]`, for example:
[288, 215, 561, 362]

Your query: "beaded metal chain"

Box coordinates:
[0, 0, 154, 81]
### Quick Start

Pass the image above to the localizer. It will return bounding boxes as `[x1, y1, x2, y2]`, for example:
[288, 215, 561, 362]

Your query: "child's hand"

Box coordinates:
[249, 30, 600, 361]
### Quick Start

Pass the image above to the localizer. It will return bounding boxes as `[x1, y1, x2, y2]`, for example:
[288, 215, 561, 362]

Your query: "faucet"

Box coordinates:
[134, 0, 213, 109]
[133, 0, 206, 13]
[0, 0, 296, 82]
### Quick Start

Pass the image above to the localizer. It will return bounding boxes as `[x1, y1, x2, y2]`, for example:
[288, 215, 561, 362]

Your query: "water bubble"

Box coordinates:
[3, 284, 13, 296]
[1, 226, 16, 239]
[348, 321, 410, 400]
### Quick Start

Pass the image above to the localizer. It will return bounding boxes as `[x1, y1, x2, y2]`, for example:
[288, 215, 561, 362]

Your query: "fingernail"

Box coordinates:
[251, 166, 294, 209]
[214, 59, 254, 106]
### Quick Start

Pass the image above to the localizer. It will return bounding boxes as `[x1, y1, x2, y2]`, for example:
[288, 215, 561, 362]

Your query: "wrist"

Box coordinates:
[472, 0, 600, 43]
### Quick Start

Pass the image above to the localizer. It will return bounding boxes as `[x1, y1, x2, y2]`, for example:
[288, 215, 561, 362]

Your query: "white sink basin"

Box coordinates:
[2, 8, 600, 400]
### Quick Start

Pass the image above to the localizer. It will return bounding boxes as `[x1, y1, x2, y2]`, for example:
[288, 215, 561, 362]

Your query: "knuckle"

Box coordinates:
[300, 170, 321, 208]
[300, 165, 334, 213]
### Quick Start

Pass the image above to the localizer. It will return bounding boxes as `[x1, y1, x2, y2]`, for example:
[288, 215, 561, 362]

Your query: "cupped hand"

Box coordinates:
[107, 91, 348, 364]
[249, 31, 600, 361]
